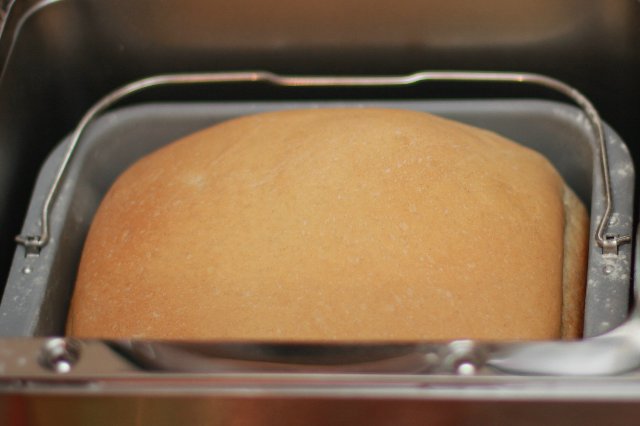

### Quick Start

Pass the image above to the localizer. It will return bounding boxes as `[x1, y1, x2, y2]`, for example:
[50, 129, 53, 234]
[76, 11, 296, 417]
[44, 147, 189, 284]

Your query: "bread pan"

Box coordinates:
[0, 94, 634, 343]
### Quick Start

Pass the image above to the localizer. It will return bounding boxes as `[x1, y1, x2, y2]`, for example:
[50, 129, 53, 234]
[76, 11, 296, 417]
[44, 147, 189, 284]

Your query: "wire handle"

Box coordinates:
[15, 71, 631, 255]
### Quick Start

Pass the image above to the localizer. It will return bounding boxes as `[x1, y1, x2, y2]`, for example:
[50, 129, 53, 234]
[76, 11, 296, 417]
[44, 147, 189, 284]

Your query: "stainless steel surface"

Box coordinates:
[4, 396, 640, 426]
[13, 71, 631, 256]
[4, 337, 640, 385]
[3, 318, 640, 379]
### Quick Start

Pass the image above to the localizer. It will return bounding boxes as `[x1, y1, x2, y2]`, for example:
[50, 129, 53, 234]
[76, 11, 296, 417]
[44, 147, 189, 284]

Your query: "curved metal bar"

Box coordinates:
[15, 71, 630, 254]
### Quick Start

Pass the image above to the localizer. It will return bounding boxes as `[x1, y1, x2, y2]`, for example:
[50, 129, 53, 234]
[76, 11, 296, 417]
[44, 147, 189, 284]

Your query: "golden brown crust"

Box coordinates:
[67, 108, 583, 341]
[560, 185, 589, 339]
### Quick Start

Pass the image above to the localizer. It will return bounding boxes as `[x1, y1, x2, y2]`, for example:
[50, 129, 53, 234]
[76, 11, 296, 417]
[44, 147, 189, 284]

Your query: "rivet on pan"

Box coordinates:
[39, 338, 81, 374]
[443, 340, 484, 375]
[21, 266, 32, 274]
[456, 361, 477, 376]
[603, 265, 614, 275]
[608, 216, 618, 226]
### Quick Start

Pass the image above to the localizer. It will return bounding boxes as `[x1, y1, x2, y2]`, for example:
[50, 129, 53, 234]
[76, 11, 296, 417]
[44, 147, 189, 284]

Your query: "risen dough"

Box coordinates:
[67, 108, 588, 340]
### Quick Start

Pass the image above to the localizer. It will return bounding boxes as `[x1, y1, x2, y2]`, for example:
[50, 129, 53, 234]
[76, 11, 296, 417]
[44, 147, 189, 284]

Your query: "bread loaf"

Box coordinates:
[66, 108, 588, 340]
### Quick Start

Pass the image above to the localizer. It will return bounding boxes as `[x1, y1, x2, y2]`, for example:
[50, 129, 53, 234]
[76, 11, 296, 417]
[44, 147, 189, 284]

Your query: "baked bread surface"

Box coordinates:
[67, 108, 588, 340]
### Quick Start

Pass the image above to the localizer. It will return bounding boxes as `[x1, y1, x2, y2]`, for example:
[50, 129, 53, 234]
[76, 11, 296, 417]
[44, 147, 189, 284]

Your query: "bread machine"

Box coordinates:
[0, 1, 639, 424]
